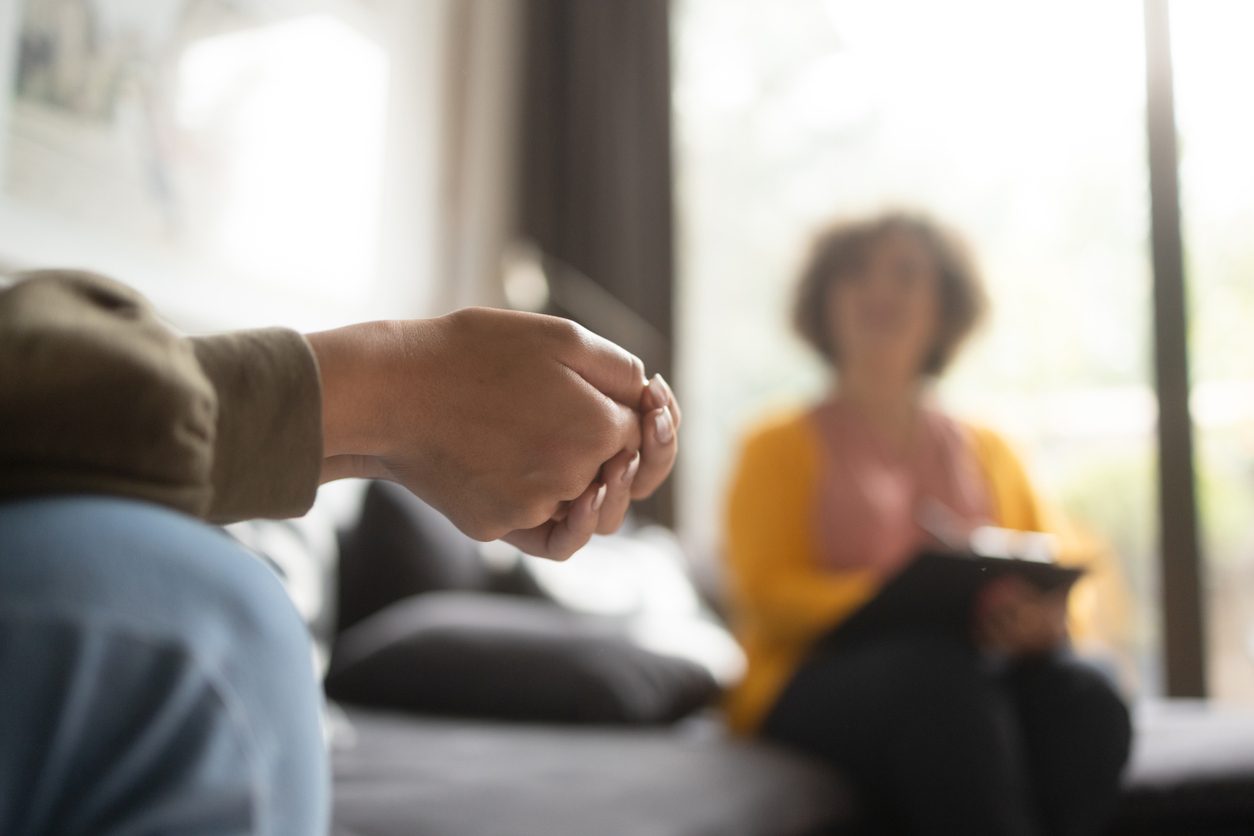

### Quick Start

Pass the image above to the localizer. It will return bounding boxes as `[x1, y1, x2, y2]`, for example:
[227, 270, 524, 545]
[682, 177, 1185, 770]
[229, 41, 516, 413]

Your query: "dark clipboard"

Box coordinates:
[826, 550, 1086, 646]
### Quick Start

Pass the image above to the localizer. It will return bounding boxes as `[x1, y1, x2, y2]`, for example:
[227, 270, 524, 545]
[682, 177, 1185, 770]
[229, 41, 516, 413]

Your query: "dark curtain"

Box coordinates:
[518, 0, 676, 525]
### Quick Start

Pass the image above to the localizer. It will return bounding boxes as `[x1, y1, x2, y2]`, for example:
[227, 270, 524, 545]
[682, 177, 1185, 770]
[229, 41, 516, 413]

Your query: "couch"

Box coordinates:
[330, 701, 1254, 836]
[312, 483, 1254, 836]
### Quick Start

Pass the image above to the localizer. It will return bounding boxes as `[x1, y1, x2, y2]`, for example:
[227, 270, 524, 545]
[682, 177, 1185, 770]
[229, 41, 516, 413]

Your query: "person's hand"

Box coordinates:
[308, 308, 661, 555]
[634, 372, 681, 501]
[504, 368, 681, 554]
[586, 371, 682, 533]
[974, 576, 1069, 656]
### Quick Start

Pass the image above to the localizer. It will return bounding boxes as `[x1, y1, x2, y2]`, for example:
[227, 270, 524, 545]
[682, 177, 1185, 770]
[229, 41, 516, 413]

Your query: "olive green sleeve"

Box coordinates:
[190, 327, 322, 522]
[0, 270, 323, 522]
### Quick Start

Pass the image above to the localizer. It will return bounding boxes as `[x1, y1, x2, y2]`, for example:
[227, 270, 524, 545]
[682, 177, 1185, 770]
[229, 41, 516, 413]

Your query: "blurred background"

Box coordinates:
[1, 0, 1251, 706]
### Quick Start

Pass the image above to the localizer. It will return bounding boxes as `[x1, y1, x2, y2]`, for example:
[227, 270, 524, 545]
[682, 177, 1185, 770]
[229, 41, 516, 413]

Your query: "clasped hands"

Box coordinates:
[307, 307, 680, 561]
[975, 575, 1069, 657]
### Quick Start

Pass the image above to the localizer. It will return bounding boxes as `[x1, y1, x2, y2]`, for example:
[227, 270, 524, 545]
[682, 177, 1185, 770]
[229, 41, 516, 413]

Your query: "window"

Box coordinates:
[1, 0, 442, 330]
[674, 0, 1247, 699]
[1171, 0, 1254, 700]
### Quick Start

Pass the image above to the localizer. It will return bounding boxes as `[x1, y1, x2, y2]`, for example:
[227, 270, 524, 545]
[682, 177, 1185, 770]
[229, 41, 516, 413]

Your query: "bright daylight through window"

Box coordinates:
[676, 0, 1254, 700]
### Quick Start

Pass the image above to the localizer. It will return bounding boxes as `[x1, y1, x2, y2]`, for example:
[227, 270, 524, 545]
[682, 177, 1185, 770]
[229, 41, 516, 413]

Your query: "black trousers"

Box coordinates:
[761, 632, 1132, 836]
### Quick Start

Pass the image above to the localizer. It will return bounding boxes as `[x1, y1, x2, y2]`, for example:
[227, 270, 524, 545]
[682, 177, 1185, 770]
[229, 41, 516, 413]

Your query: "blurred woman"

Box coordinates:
[723, 212, 1131, 836]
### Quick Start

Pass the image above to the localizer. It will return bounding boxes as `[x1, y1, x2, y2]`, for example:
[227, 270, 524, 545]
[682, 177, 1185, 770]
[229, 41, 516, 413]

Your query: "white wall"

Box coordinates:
[0, 0, 451, 334]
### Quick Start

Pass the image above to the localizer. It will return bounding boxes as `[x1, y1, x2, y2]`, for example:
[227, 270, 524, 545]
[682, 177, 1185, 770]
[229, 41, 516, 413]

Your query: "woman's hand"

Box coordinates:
[974, 576, 1069, 656]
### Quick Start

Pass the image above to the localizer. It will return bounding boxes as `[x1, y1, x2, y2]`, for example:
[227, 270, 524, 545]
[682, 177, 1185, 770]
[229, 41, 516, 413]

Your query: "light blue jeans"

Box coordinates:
[0, 496, 328, 835]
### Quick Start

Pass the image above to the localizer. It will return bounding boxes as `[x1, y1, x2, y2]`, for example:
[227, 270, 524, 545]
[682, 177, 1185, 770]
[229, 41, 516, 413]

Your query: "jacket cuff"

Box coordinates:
[191, 328, 323, 522]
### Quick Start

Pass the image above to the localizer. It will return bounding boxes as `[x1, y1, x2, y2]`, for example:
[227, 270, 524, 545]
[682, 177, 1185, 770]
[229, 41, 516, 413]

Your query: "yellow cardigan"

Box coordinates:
[722, 409, 1071, 734]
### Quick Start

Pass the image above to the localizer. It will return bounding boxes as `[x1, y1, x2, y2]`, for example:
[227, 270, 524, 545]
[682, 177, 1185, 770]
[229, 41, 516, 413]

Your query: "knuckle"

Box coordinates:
[589, 410, 621, 448]
[562, 415, 618, 467]
[627, 353, 646, 387]
[459, 515, 508, 543]
[592, 404, 632, 450]
[516, 499, 556, 532]
[545, 315, 583, 349]
[462, 494, 540, 543]
[446, 306, 481, 332]
[556, 474, 590, 502]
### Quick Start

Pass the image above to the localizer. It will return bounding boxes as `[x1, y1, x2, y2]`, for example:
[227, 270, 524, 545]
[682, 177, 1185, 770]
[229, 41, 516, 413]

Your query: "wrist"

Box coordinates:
[306, 319, 408, 460]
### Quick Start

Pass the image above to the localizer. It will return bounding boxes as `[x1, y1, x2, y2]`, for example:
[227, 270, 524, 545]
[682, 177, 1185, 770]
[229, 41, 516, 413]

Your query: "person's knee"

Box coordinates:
[1074, 665, 1133, 771]
[767, 633, 997, 749]
[0, 495, 307, 664]
[1014, 655, 1133, 773]
[0, 495, 317, 755]
[871, 633, 990, 708]
[175, 524, 313, 676]
[0, 496, 327, 834]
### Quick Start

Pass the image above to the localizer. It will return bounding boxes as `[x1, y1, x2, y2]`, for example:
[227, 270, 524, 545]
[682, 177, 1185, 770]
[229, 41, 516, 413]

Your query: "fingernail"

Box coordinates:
[648, 375, 669, 408]
[654, 409, 674, 444]
[622, 451, 641, 483]
[592, 483, 608, 511]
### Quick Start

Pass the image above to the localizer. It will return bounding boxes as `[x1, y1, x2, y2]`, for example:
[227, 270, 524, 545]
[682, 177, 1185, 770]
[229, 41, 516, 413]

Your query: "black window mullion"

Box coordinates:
[1143, 0, 1207, 698]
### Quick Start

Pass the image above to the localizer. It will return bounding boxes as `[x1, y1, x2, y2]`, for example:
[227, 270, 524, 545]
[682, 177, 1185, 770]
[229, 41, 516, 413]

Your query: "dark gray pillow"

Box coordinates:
[337, 481, 491, 630]
[325, 592, 719, 725]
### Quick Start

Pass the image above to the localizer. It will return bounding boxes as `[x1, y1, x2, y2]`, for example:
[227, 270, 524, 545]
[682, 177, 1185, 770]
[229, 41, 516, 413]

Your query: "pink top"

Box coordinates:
[810, 396, 992, 577]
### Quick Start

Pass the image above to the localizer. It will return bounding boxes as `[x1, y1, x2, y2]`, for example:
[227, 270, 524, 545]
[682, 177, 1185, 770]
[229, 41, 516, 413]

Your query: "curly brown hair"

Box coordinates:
[792, 211, 987, 376]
